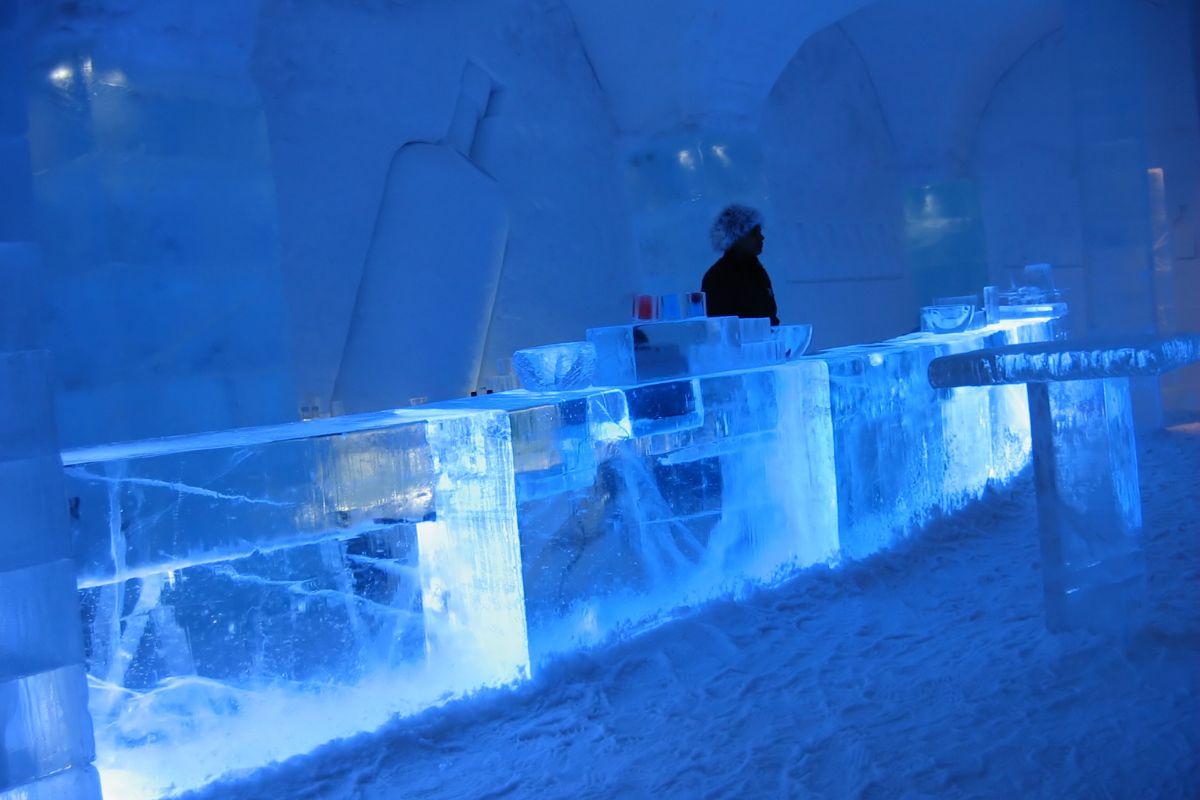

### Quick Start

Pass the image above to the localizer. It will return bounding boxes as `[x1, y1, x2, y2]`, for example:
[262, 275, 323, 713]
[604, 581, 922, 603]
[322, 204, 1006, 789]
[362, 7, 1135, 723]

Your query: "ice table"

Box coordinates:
[928, 333, 1200, 633]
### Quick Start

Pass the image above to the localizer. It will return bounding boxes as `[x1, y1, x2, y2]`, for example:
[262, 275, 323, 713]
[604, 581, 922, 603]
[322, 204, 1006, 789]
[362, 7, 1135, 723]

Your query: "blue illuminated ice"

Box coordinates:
[48, 316, 1058, 797]
[927, 333, 1200, 387]
[513, 342, 597, 392]
[63, 407, 528, 799]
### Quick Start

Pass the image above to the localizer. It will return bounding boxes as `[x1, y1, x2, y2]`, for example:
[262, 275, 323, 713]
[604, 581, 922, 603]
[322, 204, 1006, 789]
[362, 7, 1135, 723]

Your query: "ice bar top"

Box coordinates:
[60, 406, 490, 464]
[927, 333, 1200, 388]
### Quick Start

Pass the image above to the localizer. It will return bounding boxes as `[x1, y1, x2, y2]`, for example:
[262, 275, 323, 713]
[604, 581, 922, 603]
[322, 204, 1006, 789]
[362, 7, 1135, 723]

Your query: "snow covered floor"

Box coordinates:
[187, 422, 1200, 800]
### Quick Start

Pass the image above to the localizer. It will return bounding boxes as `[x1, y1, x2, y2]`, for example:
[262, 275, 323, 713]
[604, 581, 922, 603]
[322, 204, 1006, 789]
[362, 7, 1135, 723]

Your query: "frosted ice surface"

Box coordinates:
[513, 342, 597, 392]
[928, 333, 1200, 388]
[813, 340, 948, 559]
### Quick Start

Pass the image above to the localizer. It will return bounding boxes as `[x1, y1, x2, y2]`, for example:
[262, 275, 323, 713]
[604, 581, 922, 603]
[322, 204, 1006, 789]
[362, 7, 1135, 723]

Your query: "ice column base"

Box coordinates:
[1029, 379, 1146, 634]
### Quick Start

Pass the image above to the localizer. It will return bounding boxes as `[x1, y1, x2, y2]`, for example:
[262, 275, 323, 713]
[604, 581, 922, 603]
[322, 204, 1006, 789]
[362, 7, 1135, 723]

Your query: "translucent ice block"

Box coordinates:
[512, 341, 596, 392]
[812, 316, 1054, 560]
[587, 317, 742, 385]
[68, 408, 528, 798]
[63, 411, 441, 587]
[0, 765, 101, 800]
[773, 324, 813, 360]
[512, 361, 838, 663]
[813, 340, 948, 559]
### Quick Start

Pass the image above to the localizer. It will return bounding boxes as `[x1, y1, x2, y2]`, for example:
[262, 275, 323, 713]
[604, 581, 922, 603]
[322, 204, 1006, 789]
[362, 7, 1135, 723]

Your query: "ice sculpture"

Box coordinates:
[62, 408, 527, 798]
[928, 333, 1200, 633]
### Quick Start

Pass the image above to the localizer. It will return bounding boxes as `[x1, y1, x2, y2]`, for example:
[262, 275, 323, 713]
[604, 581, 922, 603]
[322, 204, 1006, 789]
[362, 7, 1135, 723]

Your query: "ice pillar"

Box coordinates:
[0, 4, 100, 794]
[1065, 0, 1162, 428]
[1028, 379, 1146, 634]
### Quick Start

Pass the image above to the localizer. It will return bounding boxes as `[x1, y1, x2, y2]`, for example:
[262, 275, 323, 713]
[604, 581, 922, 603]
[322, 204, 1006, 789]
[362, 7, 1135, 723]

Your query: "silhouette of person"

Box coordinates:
[701, 204, 779, 326]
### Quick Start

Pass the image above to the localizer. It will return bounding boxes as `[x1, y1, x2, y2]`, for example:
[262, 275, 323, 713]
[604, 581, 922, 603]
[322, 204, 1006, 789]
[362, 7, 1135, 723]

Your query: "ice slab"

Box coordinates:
[66, 408, 528, 798]
[428, 388, 631, 503]
[774, 324, 813, 359]
[62, 410, 445, 587]
[513, 341, 596, 392]
[508, 361, 838, 662]
[928, 333, 1200, 387]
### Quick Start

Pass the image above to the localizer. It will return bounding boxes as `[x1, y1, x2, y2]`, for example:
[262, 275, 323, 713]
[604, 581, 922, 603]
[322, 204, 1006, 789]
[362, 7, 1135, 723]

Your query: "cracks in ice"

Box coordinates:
[67, 466, 296, 507]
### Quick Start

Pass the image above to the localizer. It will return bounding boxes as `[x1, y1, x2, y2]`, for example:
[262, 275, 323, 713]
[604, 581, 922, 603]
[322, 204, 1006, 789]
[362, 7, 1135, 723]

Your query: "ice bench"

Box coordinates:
[927, 333, 1200, 633]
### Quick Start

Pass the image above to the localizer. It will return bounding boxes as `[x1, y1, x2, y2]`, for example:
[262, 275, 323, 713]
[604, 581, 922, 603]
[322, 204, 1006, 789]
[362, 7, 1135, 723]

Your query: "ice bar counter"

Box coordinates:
[46, 314, 1061, 798]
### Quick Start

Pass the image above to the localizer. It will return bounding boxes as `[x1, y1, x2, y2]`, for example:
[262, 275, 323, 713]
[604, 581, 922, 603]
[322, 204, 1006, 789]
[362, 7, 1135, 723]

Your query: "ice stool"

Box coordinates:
[927, 334, 1200, 634]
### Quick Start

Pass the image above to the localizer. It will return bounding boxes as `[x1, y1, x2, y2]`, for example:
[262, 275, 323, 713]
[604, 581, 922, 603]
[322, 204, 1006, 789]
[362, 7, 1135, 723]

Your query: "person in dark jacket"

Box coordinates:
[701, 203, 780, 326]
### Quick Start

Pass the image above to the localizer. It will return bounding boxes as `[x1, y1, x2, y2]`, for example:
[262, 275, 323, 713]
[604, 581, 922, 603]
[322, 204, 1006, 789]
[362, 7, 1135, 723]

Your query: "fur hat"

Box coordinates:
[710, 203, 764, 252]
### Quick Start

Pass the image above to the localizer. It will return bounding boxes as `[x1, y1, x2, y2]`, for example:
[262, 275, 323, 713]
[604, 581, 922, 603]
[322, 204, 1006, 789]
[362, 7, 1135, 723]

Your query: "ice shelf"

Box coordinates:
[54, 317, 1054, 798]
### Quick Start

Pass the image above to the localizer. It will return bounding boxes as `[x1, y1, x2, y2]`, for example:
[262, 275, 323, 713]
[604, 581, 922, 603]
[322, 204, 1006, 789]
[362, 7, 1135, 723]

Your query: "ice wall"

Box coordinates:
[1, 6, 100, 793]
[761, 22, 915, 349]
[251, 0, 639, 415]
[23, 3, 298, 447]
